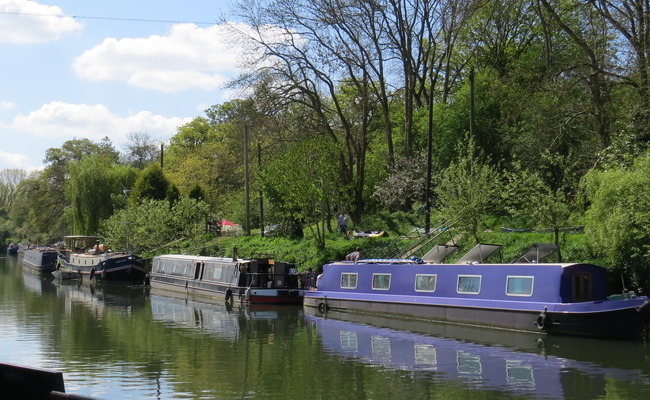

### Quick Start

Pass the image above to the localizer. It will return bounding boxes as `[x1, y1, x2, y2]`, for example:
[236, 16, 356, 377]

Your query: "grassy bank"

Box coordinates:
[146, 224, 593, 273]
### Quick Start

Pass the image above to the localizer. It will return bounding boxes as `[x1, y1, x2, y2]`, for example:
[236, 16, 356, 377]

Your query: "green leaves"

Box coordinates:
[584, 152, 650, 290]
[100, 197, 210, 253]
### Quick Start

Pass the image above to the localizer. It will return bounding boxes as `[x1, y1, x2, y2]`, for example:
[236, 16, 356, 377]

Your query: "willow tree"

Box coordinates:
[584, 150, 650, 293]
[66, 156, 137, 235]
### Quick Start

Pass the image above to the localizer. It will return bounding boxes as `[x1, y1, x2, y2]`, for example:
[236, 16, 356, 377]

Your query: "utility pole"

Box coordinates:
[258, 143, 264, 237]
[244, 125, 251, 236]
[425, 68, 435, 233]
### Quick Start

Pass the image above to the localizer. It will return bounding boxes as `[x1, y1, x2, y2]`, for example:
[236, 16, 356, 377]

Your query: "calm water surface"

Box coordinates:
[2, 254, 650, 399]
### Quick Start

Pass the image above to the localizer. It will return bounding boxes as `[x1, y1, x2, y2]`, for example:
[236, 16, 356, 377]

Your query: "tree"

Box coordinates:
[164, 115, 243, 209]
[10, 171, 67, 242]
[584, 151, 650, 293]
[503, 160, 573, 261]
[435, 137, 501, 242]
[261, 138, 343, 249]
[122, 131, 160, 169]
[188, 184, 205, 201]
[66, 156, 138, 235]
[372, 153, 427, 211]
[132, 164, 169, 203]
[101, 197, 210, 253]
[0, 169, 27, 212]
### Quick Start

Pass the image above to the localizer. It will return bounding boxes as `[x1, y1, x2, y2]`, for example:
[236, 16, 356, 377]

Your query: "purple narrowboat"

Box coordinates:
[305, 257, 650, 339]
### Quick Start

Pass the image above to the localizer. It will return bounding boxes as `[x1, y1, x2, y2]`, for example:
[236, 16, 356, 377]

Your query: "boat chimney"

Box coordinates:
[232, 246, 238, 261]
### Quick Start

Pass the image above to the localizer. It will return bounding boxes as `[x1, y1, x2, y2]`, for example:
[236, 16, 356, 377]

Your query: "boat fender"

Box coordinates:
[225, 289, 233, 302]
[90, 268, 95, 280]
[101, 269, 106, 280]
[144, 274, 151, 286]
[318, 302, 329, 313]
[535, 313, 549, 330]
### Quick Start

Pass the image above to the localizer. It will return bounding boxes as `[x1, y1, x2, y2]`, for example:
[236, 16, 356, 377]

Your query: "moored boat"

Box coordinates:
[6, 243, 19, 256]
[22, 246, 59, 274]
[56, 235, 147, 284]
[305, 254, 650, 340]
[150, 254, 305, 304]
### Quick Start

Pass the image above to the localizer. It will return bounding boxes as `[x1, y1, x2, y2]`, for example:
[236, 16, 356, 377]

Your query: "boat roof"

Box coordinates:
[64, 235, 100, 239]
[154, 254, 248, 264]
[329, 259, 602, 270]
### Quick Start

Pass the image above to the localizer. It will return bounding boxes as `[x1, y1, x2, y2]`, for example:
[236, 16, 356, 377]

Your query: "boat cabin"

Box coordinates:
[316, 261, 609, 304]
[151, 255, 301, 291]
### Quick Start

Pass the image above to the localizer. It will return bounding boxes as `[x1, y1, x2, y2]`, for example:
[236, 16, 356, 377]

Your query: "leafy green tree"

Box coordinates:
[503, 160, 573, 260]
[132, 164, 169, 203]
[66, 155, 137, 235]
[9, 171, 67, 243]
[0, 169, 27, 213]
[101, 197, 210, 253]
[10, 138, 121, 240]
[188, 184, 205, 201]
[165, 115, 242, 209]
[166, 184, 181, 206]
[584, 151, 650, 293]
[261, 138, 343, 249]
[435, 137, 501, 242]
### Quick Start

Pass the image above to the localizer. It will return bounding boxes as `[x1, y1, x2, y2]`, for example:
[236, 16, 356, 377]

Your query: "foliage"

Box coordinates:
[261, 137, 345, 249]
[132, 164, 169, 203]
[121, 131, 160, 169]
[101, 197, 210, 253]
[583, 152, 650, 293]
[66, 155, 138, 235]
[435, 137, 501, 242]
[372, 153, 428, 211]
[502, 160, 573, 260]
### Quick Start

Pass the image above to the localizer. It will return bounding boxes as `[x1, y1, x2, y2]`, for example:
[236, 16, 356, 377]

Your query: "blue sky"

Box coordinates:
[1, 0, 251, 171]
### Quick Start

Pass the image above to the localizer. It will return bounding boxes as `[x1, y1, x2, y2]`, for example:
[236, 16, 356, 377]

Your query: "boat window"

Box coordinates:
[457, 275, 481, 294]
[340, 273, 358, 289]
[372, 274, 391, 290]
[213, 266, 223, 281]
[415, 274, 437, 292]
[506, 276, 534, 296]
[194, 263, 202, 280]
[573, 273, 592, 302]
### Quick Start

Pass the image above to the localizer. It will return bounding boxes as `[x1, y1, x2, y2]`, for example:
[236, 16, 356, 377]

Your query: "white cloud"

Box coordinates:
[72, 23, 247, 92]
[0, 150, 30, 169]
[0, 100, 16, 110]
[11, 101, 192, 142]
[0, 0, 82, 44]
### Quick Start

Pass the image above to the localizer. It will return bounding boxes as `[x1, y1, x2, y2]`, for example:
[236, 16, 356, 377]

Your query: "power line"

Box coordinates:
[0, 10, 217, 25]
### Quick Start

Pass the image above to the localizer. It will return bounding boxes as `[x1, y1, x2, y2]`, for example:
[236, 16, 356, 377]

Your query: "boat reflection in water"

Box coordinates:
[52, 278, 149, 316]
[149, 288, 304, 341]
[305, 309, 650, 399]
[22, 270, 58, 295]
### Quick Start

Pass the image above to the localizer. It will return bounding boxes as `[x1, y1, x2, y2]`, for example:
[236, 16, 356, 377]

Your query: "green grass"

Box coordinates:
[147, 218, 593, 273]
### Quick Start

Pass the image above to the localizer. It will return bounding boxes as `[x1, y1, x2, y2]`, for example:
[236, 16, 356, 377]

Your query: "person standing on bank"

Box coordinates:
[337, 212, 350, 234]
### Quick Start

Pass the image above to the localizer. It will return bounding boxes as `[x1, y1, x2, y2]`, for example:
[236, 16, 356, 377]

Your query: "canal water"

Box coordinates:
[2, 254, 650, 400]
